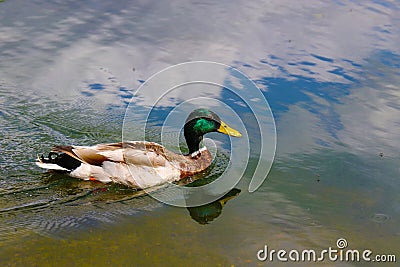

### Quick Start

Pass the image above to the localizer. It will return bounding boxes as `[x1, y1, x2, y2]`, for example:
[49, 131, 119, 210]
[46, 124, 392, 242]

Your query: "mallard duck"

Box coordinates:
[36, 109, 242, 189]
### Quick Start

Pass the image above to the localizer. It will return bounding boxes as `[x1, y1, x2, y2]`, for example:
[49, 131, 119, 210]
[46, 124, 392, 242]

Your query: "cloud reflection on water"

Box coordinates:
[1, 0, 398, 158]
[0, 0, 399, 261]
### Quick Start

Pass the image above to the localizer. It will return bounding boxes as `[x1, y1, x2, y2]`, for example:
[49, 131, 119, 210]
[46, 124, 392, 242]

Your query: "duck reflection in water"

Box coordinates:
[187, 188, 241, 224]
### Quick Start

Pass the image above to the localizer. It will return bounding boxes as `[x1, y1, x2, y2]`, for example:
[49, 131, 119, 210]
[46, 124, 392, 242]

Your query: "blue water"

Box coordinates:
[0, 0, 399, 266]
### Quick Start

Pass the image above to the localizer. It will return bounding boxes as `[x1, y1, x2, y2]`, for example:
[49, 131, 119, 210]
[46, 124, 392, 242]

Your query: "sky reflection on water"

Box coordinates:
[0, 0, 399, 265]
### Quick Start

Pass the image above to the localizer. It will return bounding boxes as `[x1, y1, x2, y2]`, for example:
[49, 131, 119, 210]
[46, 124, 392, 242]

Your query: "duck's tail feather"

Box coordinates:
[36, 151, 82, 172]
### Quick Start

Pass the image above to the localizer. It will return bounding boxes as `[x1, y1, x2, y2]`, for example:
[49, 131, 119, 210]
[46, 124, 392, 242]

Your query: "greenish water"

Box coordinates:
[1, 0, 400, 266]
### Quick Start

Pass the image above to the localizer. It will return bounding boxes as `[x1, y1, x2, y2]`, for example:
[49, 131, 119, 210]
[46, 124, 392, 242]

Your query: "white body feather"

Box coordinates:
[35, 162, 69, 171]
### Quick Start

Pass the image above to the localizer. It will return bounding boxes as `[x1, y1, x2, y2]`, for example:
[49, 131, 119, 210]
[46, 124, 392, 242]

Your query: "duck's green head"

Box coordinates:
[184, 109, 242, 154]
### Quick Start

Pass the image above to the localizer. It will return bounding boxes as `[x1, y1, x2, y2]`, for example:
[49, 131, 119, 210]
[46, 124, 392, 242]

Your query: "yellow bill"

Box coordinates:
[217, 121, 242, 137]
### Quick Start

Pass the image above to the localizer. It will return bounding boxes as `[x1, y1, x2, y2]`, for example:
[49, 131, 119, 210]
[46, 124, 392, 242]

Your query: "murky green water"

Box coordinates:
[1, 0, 399, 266]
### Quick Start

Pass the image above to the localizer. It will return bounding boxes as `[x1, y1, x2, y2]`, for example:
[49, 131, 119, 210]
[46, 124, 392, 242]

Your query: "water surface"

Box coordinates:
[1, 0, 399, 266]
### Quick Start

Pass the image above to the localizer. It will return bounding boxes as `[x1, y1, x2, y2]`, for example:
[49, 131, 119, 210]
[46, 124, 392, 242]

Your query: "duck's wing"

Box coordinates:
[52, 141, 170, 167]
[120, 141, 171, 167]
[51, 142, 123, 166]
